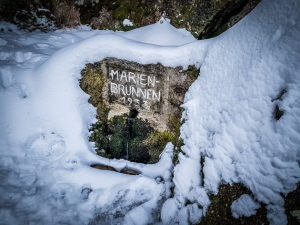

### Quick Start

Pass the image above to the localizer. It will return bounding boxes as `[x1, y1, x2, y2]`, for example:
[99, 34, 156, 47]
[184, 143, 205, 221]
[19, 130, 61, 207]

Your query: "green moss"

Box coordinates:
[145, 131, 174, 163]
[186, 65, 200, 80]
[80, 62, 110, 121]
[171, 5, 192, 29]
[122, 25, 136, 31]
[173, 15, 184, 27]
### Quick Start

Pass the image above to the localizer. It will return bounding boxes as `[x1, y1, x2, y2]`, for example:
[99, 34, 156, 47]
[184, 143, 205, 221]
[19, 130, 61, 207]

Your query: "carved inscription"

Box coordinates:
[108, 68, 162, 111]
[80, 57, 197, 131]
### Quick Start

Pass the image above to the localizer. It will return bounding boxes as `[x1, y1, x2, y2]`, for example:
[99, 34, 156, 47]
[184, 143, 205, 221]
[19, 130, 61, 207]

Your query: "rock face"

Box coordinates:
[196, 0, 262, 39]
[0, 0, 261, 38]
[74, 0, 262, 38]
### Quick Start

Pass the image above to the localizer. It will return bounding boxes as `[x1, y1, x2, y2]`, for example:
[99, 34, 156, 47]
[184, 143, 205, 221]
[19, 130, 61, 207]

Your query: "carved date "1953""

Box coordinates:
[120, 97, 150, 109]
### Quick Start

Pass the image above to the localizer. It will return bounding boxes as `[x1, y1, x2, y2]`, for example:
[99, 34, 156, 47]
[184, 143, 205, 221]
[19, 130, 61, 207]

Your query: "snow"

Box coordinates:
[117, 18, 197, 46]
[0, 0, 300, 224]
[0, 38, 7, 46]
[167, 0, 300, 224]
[231, 194, 260, 218]
[123, 19, 134, 27]
[0, 20, 185, 224]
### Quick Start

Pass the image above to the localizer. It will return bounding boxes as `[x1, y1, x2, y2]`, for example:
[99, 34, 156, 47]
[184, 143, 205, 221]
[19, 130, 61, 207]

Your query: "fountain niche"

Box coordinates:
[80, 57, 199, 163]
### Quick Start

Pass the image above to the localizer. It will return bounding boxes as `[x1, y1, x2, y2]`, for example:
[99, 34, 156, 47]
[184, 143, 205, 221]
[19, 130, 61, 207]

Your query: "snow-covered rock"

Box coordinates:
[0, 0, 299, 224]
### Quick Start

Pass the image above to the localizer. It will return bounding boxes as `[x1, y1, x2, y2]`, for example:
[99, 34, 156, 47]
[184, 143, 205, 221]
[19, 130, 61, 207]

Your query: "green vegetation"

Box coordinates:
[89, 115, 153, 163]
[172, 6, 192, 28]
[112, 0, 138, 21]
[89, 120, 110, 157]
[0, 0, 258, 40]
[186, 65, 200, 80]
[90, 112, 183, 164]
[142, 111, 184, 164]
[88, 110, 184, 164]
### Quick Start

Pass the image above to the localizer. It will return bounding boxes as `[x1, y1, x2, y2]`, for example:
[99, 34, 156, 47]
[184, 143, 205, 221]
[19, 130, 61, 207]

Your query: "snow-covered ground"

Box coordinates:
[0, 0, 299, 224]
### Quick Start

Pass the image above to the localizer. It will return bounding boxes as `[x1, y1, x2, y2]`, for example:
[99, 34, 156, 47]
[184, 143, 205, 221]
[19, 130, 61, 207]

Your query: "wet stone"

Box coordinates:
[120, 167, 140, 175]
[91, 164, 117, 172]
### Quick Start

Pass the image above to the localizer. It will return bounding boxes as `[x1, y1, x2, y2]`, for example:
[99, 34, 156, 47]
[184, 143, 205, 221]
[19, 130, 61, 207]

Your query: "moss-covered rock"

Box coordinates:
[80, 62, 110, 121]
[75, 0, 261, 38]
[1, 0, 261, 39]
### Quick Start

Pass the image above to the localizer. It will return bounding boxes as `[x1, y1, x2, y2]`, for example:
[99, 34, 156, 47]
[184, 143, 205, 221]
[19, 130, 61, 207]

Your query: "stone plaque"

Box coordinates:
[80, 57, 198, 131]
[107, 67, 163, 113]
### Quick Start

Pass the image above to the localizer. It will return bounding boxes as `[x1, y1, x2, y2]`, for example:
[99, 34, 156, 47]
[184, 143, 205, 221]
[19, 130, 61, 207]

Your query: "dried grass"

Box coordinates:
[90, 7, 113, 30]
[52, 0, 81, 28]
